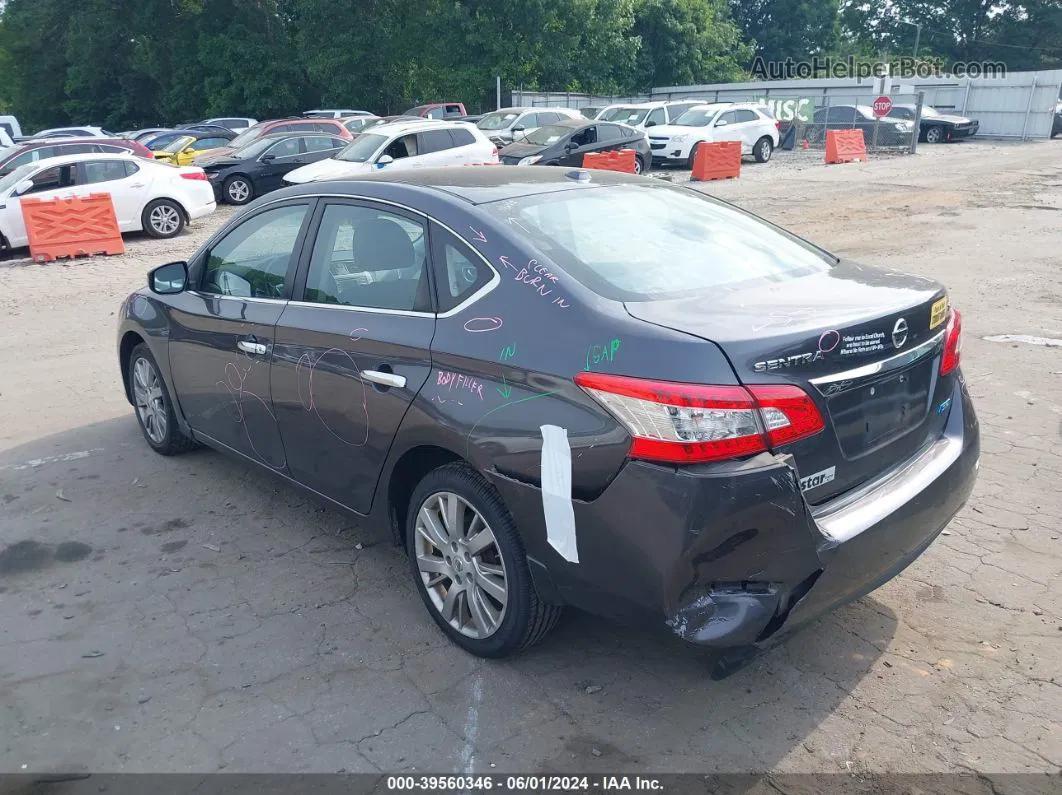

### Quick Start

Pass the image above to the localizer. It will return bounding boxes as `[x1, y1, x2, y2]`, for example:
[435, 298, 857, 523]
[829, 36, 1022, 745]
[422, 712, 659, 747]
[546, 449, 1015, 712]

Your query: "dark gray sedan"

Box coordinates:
[116, 167, 978, 673]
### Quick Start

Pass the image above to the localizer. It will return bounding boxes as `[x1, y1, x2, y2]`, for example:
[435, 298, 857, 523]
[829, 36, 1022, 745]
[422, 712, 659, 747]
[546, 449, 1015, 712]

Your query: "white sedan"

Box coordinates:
[0, 153, 216, 250]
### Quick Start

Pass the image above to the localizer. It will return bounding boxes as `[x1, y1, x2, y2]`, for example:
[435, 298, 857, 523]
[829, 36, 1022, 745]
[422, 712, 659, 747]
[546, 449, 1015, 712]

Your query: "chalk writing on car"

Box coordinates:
[499, 342, 517, 361]
[585, 338, 621, 371]
[469, 227, 488, 244]
[464, 316, 504, 333]
[217, 355, 286, 470]
[437, 370, 485, 400]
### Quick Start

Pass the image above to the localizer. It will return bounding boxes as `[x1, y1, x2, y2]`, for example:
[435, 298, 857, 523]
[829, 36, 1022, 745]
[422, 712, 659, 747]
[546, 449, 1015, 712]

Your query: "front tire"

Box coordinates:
[224, 175, 254, 205]
[634, 154, 648, 175]
[406, 462, 562, 657]
[686, 142, 701, 169]
[754, 136, 774, 163]
[925, 125, 945, 144]
[128, 344, 197, 456]
[142, 199, 185, 239]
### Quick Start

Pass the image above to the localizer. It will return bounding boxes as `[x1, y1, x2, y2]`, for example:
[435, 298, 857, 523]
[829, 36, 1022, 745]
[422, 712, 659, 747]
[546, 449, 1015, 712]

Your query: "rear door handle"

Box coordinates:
[237, 339, 268, 355]
[362, 370, 406, 389]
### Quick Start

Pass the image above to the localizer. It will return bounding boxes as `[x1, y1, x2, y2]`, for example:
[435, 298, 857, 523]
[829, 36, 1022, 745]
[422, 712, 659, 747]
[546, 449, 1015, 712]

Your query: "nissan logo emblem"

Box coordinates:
[892, 317, 909, 349]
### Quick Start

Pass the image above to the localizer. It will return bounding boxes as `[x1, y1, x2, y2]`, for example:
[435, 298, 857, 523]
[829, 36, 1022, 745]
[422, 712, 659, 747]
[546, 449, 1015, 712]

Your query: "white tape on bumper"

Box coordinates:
[540, 424, 579, 564]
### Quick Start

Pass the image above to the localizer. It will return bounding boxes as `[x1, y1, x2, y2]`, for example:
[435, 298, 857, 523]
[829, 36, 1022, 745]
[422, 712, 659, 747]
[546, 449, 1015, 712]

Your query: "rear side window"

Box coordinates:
[266, 137, 302, 158]
[482, 185, 833, 301]
[124, 161, 140, 177]
[305, 136, 341, 152]
[597, 124, 623, 141]
[303, 203, 428, 311]
[735, 109, 760, 123]
[78, 160, 129, 185]
[432, 225, 491, 311]
[270, 124, 295, 134]
[419, 129, 455, 154]
[449, 128, 476, 147]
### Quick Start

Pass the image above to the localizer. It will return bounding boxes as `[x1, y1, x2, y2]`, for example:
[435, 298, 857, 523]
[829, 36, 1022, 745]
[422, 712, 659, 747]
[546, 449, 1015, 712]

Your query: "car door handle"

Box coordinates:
[362, 370, 406, 389]
[237, 340, 268, 355]
[129, 182, 145, 188]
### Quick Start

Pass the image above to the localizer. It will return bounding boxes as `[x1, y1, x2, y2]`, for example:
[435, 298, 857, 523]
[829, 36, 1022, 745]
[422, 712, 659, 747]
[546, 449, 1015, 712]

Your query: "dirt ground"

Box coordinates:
[1, 140, 1060, 777]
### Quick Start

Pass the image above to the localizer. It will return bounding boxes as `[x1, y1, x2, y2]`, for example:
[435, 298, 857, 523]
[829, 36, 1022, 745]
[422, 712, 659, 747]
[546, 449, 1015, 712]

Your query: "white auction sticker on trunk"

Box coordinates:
[799, 466, 836, 492]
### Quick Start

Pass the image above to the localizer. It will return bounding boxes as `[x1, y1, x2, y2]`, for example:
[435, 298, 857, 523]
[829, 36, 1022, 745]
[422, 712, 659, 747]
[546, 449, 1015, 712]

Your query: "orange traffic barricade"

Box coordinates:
[581, 149, 637, 173]
[20, 193, 124, 262]
[690, 141, 741, 181]
[825, 129, 867, 164]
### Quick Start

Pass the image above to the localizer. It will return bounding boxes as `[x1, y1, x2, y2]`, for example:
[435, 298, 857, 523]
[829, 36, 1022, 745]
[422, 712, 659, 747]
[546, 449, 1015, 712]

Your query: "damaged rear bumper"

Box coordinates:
[488, 378, 979, 655]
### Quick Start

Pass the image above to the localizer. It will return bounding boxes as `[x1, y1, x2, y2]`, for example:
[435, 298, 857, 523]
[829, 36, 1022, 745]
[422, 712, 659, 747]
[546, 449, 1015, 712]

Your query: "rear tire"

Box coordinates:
[142, 199, 185, 239]
[754, 136, 774, 163]
[223, 175, 254, 205]
[634, 154, 648, 175]
[128, 343, 197, 456]
[406, 462, 562, 658]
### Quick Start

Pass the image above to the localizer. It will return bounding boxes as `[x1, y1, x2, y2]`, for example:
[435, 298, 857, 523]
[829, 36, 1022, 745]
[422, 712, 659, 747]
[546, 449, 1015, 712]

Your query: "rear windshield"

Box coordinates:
[481, 184, 834, 301]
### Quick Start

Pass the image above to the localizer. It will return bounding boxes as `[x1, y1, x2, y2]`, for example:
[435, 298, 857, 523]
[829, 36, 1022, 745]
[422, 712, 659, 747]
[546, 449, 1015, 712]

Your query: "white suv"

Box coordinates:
[648, 102, 780, 166]
[284, 120, 498, 183]
[596, 101, 702, 132]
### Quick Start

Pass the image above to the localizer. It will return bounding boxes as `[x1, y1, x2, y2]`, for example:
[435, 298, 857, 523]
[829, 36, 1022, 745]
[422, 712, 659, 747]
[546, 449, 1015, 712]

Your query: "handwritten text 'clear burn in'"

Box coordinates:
[437, 371, 485, 400]
[499, 256, 569, 308]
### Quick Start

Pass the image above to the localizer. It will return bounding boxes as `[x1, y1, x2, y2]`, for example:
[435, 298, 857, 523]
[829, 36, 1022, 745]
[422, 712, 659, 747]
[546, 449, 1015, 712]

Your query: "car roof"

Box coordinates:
[276, 165, 647, 206]
[16, 152, 140, 169]
[366, 119, 475, 135]
[11, 137, 129, 149]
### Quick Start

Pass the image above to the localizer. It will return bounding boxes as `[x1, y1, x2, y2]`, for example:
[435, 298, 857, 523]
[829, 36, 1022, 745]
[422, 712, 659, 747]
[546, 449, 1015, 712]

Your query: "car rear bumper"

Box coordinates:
[487, 376, 978, 651]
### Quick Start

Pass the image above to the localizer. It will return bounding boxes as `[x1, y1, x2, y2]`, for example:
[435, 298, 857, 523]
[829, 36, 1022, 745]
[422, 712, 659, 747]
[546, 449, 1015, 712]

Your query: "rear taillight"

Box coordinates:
[775, 120, 782, 129]
[180, 171, 207, 181]
[940, 308, 962, 375]
[574, 373, 824, 464]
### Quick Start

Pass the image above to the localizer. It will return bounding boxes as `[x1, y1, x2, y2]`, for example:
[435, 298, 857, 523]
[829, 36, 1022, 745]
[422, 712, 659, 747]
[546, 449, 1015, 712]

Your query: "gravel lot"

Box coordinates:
[1, 140, 1061, 777]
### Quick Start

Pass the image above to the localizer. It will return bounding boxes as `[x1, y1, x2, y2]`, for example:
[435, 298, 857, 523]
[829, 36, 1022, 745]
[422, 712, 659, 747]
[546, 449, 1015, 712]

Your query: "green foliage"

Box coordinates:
[730, 0, 840, 62]
[633, 0, 752, 87]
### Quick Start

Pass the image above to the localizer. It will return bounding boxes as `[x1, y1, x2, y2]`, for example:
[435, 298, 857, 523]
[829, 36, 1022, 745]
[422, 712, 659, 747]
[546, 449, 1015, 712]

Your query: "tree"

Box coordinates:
[632, 0, 752, 88]
[730, 0, 840, 62]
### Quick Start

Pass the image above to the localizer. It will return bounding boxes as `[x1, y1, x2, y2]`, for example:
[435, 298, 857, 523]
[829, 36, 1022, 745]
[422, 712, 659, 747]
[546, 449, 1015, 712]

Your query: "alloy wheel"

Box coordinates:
[227, 179, 250, 203]
[149, 204, 181, 236]
[926, 126, 943, 144]
[414, 491, 508, 639]
[132, 357, 168, 444]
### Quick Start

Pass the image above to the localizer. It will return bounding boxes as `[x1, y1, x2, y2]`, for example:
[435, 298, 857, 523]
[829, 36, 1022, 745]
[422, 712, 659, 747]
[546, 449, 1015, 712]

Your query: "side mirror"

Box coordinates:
[14, 179, 33, 195]
[149, 261, 188, 295]
[376, 154, 394, 168]
[565, 141, 577, 152]
[645, 120, 657, 127]
[511, 124, 525, 133]
[715, 119, 729, 127]
[260, 154, 276, 162]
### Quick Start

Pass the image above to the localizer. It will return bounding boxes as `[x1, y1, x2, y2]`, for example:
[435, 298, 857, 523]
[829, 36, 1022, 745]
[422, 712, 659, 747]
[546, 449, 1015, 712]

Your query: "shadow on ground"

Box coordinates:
[1, 418, 896, 774]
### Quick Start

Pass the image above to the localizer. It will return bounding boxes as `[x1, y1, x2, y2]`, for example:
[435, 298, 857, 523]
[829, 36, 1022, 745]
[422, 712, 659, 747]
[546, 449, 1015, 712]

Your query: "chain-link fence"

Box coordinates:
[774, 93, 923, 155]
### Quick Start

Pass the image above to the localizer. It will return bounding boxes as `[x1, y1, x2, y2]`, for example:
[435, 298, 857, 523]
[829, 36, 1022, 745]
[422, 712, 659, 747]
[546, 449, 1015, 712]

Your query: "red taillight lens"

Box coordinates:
[180, 171, 207, 181]
[574, 373, 824, 464]
[940, 308, 962, 375]
[746, 384, 826, 447]
[775, 120, 782, 129]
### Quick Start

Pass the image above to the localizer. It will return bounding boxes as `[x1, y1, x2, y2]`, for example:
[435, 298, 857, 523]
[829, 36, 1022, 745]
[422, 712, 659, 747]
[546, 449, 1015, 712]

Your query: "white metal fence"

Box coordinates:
[511, 69, 1062, 140]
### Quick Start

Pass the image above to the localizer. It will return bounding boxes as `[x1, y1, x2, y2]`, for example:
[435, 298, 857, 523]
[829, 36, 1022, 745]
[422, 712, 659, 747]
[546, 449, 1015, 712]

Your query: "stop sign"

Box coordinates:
[872, 95, 893, 117]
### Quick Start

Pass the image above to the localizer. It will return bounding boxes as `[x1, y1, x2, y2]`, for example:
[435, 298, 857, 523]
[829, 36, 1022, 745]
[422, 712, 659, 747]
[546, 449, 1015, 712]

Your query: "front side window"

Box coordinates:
[201, 204, 308, 298]
[715, 111, 738, 126]
[189, 137, 228, 151]
[597, 124, 623, 142]
[384, 134, 418, 160]
[482, 184, 833, 301]
[570, 126, 597, 147]
[426, 108, 446, 119]
[646, 108, 666, 127]
[303, 203, 428, 311]
[78, 160, 129, 185]
[28, 165, 69, 193]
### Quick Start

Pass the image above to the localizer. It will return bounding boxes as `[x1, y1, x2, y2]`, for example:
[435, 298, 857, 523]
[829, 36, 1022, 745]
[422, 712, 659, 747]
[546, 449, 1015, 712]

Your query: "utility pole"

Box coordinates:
[913, 23, 922, 60]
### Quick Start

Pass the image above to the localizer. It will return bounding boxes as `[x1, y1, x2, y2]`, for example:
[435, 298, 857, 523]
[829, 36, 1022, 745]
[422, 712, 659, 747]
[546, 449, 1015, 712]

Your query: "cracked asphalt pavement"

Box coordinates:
[1, 140, 1060, 776]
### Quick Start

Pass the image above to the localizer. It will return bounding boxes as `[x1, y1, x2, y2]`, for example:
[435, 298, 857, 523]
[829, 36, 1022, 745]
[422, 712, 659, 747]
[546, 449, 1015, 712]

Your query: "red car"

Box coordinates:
[192, 118, 353, 163]
[403, 102, 468, 119]
[0, 138, 153, 177]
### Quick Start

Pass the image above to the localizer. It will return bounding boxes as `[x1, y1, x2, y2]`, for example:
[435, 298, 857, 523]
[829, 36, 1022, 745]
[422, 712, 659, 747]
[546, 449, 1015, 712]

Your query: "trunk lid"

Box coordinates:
[624, 260, 955, 503]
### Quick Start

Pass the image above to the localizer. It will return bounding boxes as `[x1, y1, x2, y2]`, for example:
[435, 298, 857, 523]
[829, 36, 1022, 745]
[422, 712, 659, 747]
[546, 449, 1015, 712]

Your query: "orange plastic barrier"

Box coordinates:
[690, 141, 741, 181]
[20, 193, 124, 262]
[825, 129, 867, 164]
[581, 149, 637, 173]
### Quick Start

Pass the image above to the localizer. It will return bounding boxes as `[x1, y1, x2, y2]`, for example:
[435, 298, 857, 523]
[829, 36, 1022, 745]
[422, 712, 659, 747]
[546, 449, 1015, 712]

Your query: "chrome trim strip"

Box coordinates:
[187, 291, 287, 304]
[810, 330, 946, 388]
[812, 384, 964, 544]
